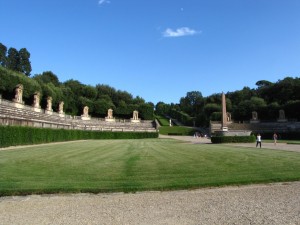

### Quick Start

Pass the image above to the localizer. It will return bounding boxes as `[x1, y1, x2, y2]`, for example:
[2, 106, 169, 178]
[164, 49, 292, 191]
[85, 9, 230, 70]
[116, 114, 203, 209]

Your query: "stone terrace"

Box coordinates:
[0, 97, 156, 132]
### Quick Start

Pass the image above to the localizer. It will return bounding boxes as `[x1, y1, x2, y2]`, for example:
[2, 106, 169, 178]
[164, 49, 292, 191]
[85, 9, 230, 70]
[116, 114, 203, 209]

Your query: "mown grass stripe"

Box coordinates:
[0, 139, 300, 196]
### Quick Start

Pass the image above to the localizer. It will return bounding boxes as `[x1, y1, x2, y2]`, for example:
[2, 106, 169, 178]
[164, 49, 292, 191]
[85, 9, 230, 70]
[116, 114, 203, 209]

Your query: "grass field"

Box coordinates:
[1, 138, 300, 196]
[158, 126, 197, 135]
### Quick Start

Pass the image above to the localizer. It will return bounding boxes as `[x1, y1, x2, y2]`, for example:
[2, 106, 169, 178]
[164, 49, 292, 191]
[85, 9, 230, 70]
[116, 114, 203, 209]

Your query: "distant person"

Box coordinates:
[256, 133, 262, 148]
[273, 132, 278, 145]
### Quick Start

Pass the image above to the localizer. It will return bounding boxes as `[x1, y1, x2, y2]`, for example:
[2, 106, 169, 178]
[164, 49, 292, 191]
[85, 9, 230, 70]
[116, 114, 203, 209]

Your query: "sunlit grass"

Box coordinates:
[0, 139, 300, 196]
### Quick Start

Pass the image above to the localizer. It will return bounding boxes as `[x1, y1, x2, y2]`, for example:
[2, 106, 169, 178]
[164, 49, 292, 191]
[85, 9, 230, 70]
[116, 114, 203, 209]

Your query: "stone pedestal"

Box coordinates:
[105, 118, 115, 122]
[33, 107, 41, 113]
[45, 110, 53, 115]
[13, 102, 24, 109]
[277, 119, 287, 123]
[81, 115, 91, 120]
[130, 119, 140, 123]
[222, 126, 228, 131]
[59, 112, 65, 118]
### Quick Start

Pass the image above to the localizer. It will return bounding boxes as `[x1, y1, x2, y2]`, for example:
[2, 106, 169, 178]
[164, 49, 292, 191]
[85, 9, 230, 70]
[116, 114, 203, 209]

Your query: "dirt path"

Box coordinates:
[1, 182, 299, 225]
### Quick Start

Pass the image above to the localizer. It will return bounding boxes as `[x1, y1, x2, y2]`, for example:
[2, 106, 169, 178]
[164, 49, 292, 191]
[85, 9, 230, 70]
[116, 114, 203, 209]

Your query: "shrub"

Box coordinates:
[211, 135, 256, 144]
[0, 125, 158, 148]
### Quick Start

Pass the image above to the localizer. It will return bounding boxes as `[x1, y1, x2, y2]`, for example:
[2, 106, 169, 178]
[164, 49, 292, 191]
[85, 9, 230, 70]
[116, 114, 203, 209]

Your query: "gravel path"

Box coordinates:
[1, 136, 300, 224]
[0, 182, 300, 224]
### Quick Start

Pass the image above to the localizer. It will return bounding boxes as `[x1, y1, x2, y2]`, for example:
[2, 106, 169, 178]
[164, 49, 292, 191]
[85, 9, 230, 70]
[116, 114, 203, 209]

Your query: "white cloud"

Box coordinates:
[98, 0, 110, 5]
[163, 27, 199, 38]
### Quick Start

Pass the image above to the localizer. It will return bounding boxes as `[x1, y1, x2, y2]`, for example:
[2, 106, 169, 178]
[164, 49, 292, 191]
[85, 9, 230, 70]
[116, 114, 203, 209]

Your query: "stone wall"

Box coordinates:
[210, 120, 300, 135]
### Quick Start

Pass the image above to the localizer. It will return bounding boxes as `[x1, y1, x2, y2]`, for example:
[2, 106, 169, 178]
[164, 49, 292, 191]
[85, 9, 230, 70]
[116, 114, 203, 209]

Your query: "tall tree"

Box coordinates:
[0, 43, 7, 67]
[33, 71, 60, 86]
[6, 47, 20, 71]
[18, 48, 32, 76]
[180, 91, 203, 116]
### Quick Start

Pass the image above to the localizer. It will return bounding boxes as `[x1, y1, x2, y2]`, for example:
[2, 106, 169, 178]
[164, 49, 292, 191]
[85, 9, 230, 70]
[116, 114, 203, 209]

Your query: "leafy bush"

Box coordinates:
[252, 132, 300, 140]
[211, 135, 256, 144]
[0, 125, 158, 148]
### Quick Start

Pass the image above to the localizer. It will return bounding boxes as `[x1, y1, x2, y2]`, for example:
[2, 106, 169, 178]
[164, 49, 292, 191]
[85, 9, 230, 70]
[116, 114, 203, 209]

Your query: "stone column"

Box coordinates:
[221, 92, 228, 131]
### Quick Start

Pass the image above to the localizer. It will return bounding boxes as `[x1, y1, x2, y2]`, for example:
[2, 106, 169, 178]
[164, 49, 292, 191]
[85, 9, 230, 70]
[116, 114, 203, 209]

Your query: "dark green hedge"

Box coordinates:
[0, 125, 158, 148]
[211, 135, 256, 144]
[252, 132, 300, 140]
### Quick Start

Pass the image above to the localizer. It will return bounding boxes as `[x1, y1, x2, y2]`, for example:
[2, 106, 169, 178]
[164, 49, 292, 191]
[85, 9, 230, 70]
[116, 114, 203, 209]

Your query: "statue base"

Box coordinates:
[45, 110, 53, 115]
[81, 115, 91, 120]
[250, 119, 260, 123]
[59, 113, 65, 118]
[277, 119, 287, 123]
[222, 126, 228, 131]
[130, 119, 140, 123]
[33, 107, 41, 113]
[13, 102, 24, 109]
[105, 118, 115, 122]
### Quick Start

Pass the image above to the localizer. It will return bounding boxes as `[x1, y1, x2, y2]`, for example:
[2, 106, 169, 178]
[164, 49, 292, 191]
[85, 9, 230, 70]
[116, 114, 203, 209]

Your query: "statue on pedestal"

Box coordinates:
[13, 84, 24, 104]
[81, 106, 91, 120]
[32, 92, 41, 108]
[83, 106, 89, 117]
[252, 111, 258, 120]
[107, 109, 113, 119]
[131, 110, 140, 123]
[46, 96, 53, 111]
[58, 101, 64, 114]
[278, 109, 287, 122]
[132, 110, 139, 120]
[105, 108, 115, 122]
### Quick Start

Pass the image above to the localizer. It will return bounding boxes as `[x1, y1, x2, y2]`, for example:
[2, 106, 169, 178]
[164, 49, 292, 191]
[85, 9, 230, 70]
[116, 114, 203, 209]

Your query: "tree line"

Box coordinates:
[1, 42, 299, 125]
[155, 77, 300, 126]
[0, 43, 32, 76]
[0, 67, 154, 120]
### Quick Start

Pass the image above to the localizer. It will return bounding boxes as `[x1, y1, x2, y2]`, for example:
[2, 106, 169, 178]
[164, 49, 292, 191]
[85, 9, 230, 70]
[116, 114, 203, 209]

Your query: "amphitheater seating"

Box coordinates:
[0, 98, 156, 132]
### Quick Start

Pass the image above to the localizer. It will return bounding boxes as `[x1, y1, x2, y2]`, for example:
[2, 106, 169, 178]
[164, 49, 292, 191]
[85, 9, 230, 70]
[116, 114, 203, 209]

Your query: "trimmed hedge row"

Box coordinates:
[211, 135, 256, 144]
[0, 125, 158, 148]
[252, 132, 300, 140]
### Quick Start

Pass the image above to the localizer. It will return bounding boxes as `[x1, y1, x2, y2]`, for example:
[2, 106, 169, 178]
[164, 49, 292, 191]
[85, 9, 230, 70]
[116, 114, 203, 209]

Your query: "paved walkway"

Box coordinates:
[160, 134, 300, 153]
[1, 182, 299, 224]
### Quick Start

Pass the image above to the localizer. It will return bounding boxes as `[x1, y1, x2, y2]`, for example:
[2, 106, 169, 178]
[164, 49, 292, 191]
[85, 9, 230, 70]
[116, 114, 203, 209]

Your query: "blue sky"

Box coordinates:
[1, 0, 300, 104]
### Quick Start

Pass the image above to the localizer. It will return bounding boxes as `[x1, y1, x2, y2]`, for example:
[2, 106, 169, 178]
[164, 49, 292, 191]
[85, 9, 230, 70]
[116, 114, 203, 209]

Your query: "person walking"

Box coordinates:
[273, 132, 278, 145]
[256, 133, 262, 148]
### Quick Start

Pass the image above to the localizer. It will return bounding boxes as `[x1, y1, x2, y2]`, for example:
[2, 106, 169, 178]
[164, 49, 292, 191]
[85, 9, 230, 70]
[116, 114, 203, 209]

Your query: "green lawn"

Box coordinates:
[0, 138, 300, 196]
[158, 126, 197, 135]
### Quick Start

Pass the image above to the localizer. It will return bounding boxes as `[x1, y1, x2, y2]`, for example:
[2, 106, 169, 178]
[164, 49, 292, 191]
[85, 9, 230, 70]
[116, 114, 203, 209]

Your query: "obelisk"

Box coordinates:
[221, 92, 228, 131]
